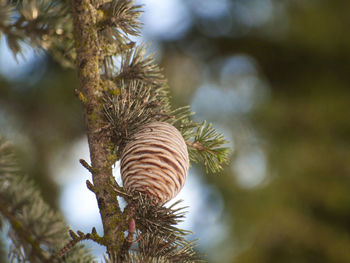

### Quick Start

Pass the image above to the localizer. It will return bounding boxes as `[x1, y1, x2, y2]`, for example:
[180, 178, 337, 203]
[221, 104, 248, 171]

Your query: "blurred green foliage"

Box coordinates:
[0, 0, 349, 262]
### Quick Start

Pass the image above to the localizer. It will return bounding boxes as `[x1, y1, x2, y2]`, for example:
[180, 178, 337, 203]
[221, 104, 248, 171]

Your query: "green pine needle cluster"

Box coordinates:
[186, 121, 230, 173]
[128, 196, 190, 239]
[107, 194, 201, 263]
[100, 4, 230, 172]
[129, 233, 199, 263]
[108, 0, 142, 38]
[0, 0, 75, 67]
[0, 136, 95, 262]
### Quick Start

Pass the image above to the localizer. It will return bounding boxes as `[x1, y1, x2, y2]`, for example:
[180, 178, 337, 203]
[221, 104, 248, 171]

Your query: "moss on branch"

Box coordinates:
[71, 0, 124, 258]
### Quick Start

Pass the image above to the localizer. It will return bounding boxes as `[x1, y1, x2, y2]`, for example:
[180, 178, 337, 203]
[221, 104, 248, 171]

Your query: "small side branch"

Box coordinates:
[79, 159, 95, 175]
[58, 228, 104, 257]
[186, 140, 214, 154]
[86, 180, 96, 193]
[185, 121, 230, 173]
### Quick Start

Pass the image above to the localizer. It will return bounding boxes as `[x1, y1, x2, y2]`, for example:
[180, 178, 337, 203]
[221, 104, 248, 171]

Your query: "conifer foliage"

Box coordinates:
[0, 0, 229, 261]
[0, 137, 95, 262]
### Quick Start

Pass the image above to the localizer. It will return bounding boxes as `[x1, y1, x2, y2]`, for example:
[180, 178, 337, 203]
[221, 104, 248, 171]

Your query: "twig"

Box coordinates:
[79, 159, 95, 175]
[186, 140, 216, 155]
[86, 180, 96, 193]
[58, 228, 104, 257]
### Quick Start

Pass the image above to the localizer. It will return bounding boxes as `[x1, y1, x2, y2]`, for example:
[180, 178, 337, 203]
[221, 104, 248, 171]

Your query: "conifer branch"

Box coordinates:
[0, 196, 50, 262]
[71, 0, 125, 258]
[0, 136, 95, 262]
[0, 0, 75, 66]
[168, 109, 230, 173]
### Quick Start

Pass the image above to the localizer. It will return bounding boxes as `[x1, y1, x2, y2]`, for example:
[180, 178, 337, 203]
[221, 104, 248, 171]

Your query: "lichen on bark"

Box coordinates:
[71, 0, 124, 257]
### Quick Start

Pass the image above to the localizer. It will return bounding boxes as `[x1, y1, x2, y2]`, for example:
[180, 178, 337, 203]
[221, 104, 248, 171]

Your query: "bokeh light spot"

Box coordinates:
[233, 147, 267, 188]
[138, 0, 192, 40]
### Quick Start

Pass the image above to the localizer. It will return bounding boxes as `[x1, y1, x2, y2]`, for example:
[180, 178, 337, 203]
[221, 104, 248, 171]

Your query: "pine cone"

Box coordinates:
[120, 121, 189, 204]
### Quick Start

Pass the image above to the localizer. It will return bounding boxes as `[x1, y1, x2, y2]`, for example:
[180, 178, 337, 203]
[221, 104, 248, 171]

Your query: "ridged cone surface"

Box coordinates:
[121, 121, 189, 203]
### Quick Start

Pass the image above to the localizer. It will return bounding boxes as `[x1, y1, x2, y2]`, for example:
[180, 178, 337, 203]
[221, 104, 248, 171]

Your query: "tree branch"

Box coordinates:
[71, 0, 124, 258]
[58, 228, 104, 257]
[0, 197, 51, 262]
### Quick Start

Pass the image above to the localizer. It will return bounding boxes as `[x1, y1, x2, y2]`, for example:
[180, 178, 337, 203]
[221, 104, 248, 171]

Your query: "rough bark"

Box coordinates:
[71, 0, 124, 257]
